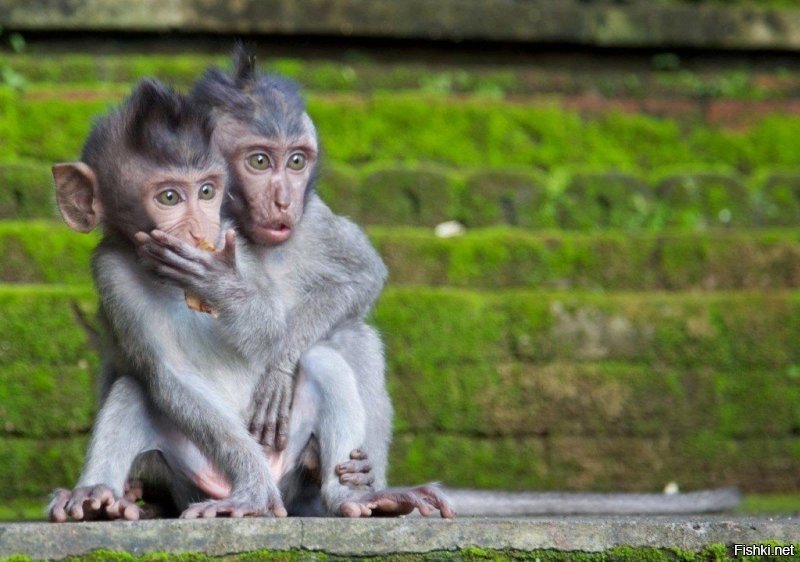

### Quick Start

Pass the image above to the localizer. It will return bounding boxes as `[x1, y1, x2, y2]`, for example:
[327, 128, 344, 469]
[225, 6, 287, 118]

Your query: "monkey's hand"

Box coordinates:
[336, 449, 375, 489]
[48, 485, 141, 522]
[338, 484, 456, 519]
[134, 229, 242, 304]
[248, 366, 293, 451]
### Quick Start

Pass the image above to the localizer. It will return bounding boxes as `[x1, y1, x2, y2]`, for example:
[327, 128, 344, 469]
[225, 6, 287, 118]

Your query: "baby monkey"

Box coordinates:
[50, 77, 452, 519]
[134, 49, 453, 518]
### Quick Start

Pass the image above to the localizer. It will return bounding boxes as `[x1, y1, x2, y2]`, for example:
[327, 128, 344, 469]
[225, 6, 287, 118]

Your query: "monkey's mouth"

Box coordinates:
[255, 221, 292, 244]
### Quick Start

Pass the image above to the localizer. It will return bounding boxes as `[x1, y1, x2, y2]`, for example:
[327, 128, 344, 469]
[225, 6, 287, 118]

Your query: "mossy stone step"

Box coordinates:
[2, 157, 799, 228]
[1, 286, 798, 438]
[6, 89, 800, 176]
[2, 221, 798, 290]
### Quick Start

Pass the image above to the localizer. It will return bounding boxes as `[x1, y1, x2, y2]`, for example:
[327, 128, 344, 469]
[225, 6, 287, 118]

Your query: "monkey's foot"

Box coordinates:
[49, 485, 141, 522]
[338, 484, 455, 519]
[180, 496, 288, 519]
[336, 449, 374, 488]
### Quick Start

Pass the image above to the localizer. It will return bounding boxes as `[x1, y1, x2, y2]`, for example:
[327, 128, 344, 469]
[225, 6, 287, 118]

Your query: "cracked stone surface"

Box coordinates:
[1, 516, 798, 560]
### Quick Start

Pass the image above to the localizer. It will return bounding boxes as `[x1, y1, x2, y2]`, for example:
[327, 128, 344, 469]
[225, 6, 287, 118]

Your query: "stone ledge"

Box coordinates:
[2, 1, 800, 50]
[1, 516, 798, 560]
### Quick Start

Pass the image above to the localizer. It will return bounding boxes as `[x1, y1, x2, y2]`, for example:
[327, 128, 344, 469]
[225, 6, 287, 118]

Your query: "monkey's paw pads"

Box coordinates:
[48, 485, 141, 522]
[339, 485, 455, 519]
[181, 498, 288, 519]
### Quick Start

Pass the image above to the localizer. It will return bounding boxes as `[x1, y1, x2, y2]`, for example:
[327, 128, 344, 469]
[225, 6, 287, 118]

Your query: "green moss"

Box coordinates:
[389, 433, 552, 490]
[5, 545, 785, 562]
[358, 164, 457, 227]
[4, 87, 800, 176]
[0, 162, 56, 219]
[555, 170, 655, 230]
[457, 169, 550, 228]
[0, 497, 48, 521]
[0, 285, 97, 366]
[0, 221, 98, 283]
[315, 163, 361, 220]
[739, 493, 800, 514]
[0, 436, 87, 499]
[0, 360, 97, 438]
[755, 169, 800, 227]
[374, 288, 509, 371]
[653, 168, 755, 228]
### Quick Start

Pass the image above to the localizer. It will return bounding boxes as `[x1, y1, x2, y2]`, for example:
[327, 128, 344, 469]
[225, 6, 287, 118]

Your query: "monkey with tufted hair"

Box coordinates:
[134, 49, 455, 517]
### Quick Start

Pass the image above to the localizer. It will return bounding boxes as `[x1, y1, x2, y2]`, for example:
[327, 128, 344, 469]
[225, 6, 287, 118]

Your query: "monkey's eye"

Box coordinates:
[247, 153, 271, 171]
[287, 152, 307, 171]
[198, 183, 216, 200]
[156, 190, 181, 206]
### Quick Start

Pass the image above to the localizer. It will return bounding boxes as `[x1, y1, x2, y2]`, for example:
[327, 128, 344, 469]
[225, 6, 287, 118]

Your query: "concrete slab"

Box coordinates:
[1, 516, 798, 560]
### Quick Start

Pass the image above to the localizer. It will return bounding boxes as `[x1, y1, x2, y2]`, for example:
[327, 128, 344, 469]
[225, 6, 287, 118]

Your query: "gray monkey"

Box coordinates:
[134, 51, 454, 518]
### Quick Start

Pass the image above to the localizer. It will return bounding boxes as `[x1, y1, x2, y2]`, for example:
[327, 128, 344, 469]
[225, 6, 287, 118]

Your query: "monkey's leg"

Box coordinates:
[320, 323, 454, 518]
[49, 377, 157, 522]
[297, 343, 369, 516]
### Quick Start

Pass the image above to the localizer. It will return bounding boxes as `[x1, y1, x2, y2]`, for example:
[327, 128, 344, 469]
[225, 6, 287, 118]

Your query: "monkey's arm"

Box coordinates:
[134, 229, 287, 362]
[250, 208, 388, 449]
[93, 246, 285, 517]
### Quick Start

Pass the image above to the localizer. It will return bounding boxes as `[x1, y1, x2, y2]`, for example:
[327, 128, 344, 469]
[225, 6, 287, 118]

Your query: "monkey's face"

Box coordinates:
[214, 116, 318, 246]
[138, 162, 227, 247]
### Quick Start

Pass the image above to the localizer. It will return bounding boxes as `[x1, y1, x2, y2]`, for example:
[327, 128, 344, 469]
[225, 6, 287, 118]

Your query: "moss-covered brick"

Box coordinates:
[457, 169, 551, 228]
[314, 163, 361, 220]
[389, 360, 713, 437]
[505, 292, 800, 371]
[3, 223, 800, 290]
[548, 435, 674, 491]
[0, 360, 97, 439]
[359, 165, 456, 227]
[374, 288, 509, 371]
[0, 221, 97, 284]
[656, 231, 800, 290]
[4, 89, 800, 172]
[389, 433, 552, 490]
[674, 433, 800, 492]
[6, 96, 117, 162]
[0, 285, 97, 366]
[714, 367, 800, 437]
[757, 171, 800, 227]
[0, 163, 57, 220]
[405, 362, 717, 438]
[376, 228, 800, 290]
[555, 171, 655, 230]
[0, 436, 87, 499]
[655, 170, 755, 228]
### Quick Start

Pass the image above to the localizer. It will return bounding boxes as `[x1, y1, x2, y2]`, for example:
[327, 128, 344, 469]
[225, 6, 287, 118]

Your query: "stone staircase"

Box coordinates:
[0, 47, 799, 529]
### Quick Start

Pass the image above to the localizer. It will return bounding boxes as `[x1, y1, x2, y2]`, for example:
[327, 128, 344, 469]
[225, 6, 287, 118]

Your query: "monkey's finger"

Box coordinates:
[336, 458, 372, 475]
[340, 472, 375, 487]
[275, 393, 291, 451]
[270, 502, 288, 518]
[222, 229, 237, 264]
[122, 502, 141, 521]
[48, 489, 71, 522]
[89, 485, 114, 510]
[152, 230, 218, 267]
[139, 242, 206, 277]
[414, 485, 456, 519]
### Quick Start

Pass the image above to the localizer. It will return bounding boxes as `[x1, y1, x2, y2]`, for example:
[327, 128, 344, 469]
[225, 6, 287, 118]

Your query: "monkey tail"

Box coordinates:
[442, 487, 741, 516]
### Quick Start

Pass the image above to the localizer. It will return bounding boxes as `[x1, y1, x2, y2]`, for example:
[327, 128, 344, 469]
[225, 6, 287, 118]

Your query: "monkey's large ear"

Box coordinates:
[53, 162, 103, 232]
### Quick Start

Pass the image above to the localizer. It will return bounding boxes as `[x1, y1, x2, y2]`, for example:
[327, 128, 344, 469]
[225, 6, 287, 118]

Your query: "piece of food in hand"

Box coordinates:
[185, 240, 218, 317]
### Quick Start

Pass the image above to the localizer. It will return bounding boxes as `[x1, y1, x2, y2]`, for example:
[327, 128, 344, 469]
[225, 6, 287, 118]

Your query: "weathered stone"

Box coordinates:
[2, 1, 800, 51]
[1, 517, 799, 560]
